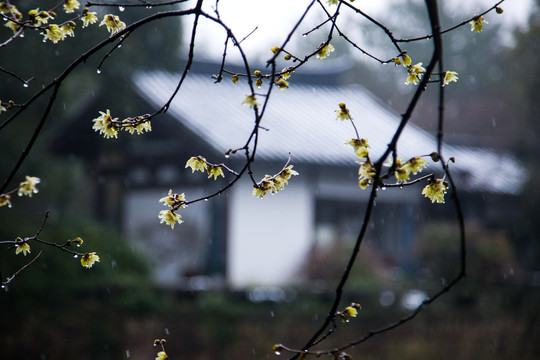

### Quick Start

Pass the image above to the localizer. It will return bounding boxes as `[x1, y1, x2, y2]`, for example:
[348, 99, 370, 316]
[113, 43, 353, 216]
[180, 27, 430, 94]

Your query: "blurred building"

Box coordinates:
[54, 62, 527, 290]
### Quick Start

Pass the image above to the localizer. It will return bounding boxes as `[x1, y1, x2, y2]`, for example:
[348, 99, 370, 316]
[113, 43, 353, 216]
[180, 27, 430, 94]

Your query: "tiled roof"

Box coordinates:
[133, 70, 526, 194]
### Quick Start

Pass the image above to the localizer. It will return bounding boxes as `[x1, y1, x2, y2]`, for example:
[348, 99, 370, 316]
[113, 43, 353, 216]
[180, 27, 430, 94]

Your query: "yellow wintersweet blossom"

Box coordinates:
[357, 160, 375, 189]
[339, 303, 361, 322]
[60, 22, 76, 38]
[401, 54, 412, 67]
[15, 242, 31, 256]
[394, 165, 410, 182]
[442, 71, 459, 86]
[316, 43, 335, 59]
[405, 62, 426, 85]
[158, 210, 183, 229]
[345, 138, 369, 158]
[469, 16, 488, 32]
[123, 119, 152, 135]
[0, 3, 22, 18]
[207, 165, 225, 180]
[403, 157, 428, 175]
[422, 178, 449, 203]
[155, 351, 168, 360]
[242, 94, 260, 109]
[252, 185, 268, 199]
[100, 14, 126, 35]
[63, 0, 80, 13]
[43, 24, 66, 43]
[28, 9, 50, 26]
[134, 122, 152, 134]
[81, 252, 100, 268]
[327, 0, 339, 5]
[277, 165, 299, 184]
[18, 176, 40, 197]
[271, 46, 280, 54]
[345, 306, 358, 318]
[281, 68, 291, 79]
[0, 194, 12, 208]
[275, 78, 289, 90]
[252, 165, 299, 198]
[159, 190, 186, 209]
[4, 20, 20, 34]
[81, 9, 98, 28]
[92, 109, 119, 138]
[335, 102, 351, 121]
[186, 156, 207, 173]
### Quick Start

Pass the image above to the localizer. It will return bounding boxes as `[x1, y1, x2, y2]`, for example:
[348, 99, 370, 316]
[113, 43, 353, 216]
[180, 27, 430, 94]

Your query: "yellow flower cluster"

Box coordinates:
[100, 14, 126, 35]
[158, 190, 186, 229]
[0, 194, 11, 208]
[1, 3, 121, 40]
[357, 160, 376, 189]
[155, 351, 168, 360]
[63, 0, 80, 14]
[469, 16, 488, 32]
[92, 110, 119, 138]
[335, 102, 351, 121]
[338, 303, 362, 323]
[316, 43, 335, 60]
[242, 95, 260, 109]
[186, 156, 207, 173]
[393, 156, 428, 183]
[28, 9, 51, 26]
[158, 210, 183, 229]
[1, 3, 23, 33]
[42, 22, 77, 43]
[422, 178, 449, 203]
[18, 175, 41, 197]
[281, 68, 292, 79]
[121, 115, 152, 135]
[442, 71, 459, 86]
[81, 9, 99, 28]
[405, 62, 426, 85]
[81, 252, 100, 268]
[92, 110, 152, 138]
[1, 175, 41, 209]
[252, 165, 299, 198]
[345, 138, 370, 158]
[402, 54, 412, 66]
[185, 156, 225, 180]
[15, 241, 31, 256]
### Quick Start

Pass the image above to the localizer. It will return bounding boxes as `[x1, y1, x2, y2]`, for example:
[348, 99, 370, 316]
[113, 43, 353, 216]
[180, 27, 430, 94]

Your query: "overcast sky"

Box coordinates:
[183, 0, 535, 62]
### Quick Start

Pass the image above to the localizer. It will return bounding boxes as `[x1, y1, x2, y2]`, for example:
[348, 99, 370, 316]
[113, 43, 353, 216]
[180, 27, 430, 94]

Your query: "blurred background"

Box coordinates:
[1, 0, 539, 359]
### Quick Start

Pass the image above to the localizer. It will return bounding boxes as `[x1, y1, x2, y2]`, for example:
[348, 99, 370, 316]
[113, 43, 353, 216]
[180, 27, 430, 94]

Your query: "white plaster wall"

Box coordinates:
[227, 178, 314, 288]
